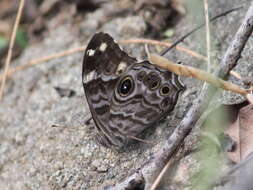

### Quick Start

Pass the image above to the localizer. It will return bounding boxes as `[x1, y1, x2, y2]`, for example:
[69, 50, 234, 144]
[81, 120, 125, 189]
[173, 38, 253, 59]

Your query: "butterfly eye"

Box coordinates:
[144, 72, 160, 90]
[150, 80, 160, 90]
[118, 76, 134, 96]
[137, 71, 146, 81]
[160, 84, 170, 96]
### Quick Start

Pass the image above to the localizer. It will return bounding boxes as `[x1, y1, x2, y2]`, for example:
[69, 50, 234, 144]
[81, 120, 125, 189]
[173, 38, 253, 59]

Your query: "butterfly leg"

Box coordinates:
[84, 116, 93, 125]
[94, 133, 114, 149]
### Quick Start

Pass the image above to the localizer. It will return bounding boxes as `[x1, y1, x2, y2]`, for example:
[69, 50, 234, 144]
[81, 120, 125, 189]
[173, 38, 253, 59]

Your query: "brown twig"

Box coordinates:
[0, 0, 25, 101]
[149, 54, 250, 96]
[120, 39, 207, 61]
[230, 70, 242, 79]
[228, 71, 253, 104]
[218, 7, 253, 78]
[0, 47, 85, 81]
[106, 3, 253, 190]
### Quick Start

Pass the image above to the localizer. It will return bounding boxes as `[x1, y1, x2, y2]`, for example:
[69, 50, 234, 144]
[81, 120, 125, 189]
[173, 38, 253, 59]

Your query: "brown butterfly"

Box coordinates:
[82, 32, 185, 150]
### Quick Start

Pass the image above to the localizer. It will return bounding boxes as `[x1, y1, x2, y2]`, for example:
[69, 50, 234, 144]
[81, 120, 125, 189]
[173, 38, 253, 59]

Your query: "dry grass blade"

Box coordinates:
[128, 135, 155, 145]
[0, 47, 85, 81]
[149, 53, 250, 96]
[230, 70, 242, 79]
[120, 39, 207, 61]
[149, 159, 172, 190]
[204, 0, 211, 72]
[0, 0, 25, 101]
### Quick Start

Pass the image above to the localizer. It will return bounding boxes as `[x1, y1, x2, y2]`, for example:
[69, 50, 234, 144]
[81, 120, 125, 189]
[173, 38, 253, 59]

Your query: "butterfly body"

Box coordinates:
[82, 32, 185, 149]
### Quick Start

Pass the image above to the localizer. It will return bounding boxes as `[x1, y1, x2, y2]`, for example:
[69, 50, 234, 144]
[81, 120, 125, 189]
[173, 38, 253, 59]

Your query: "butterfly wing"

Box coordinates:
[83, 33, 185, 150]
[82, 32, 137, 147]
[109, 61, 185, 148]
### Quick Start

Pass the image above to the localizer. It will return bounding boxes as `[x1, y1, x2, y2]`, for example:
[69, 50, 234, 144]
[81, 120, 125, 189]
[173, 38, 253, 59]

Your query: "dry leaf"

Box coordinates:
[226, 104, 253, 163]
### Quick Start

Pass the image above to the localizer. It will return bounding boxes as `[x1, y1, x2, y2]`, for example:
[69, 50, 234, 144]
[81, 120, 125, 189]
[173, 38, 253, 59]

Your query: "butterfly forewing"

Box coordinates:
[82, 33, 138, 147]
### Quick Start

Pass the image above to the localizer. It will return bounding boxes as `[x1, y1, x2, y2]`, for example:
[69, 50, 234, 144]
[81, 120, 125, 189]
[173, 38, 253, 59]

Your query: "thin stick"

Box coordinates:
[0, 0, 25, 101]
[149, 159, 172, 190]
[128, 135, 155, 145]
[0, 47, 85, 81]
[120, 39, 207, 61]
[149, 54, 250, 96]
[230, 70, 242, 79]
[159, 6, 242, 56]
[204, 0, 211, 72]
[218, 7, 253, 78]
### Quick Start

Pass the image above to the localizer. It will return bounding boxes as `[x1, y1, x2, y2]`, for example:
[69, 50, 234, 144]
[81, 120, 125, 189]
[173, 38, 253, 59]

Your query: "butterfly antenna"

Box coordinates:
[160, 6, 243, 56]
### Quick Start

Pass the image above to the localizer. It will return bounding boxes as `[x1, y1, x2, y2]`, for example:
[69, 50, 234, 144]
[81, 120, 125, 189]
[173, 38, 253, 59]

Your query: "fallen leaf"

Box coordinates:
[226, 104, 253, 163]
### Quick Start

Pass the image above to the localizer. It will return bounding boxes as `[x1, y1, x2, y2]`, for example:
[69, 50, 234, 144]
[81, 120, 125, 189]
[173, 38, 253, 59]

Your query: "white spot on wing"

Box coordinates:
[87, 49, 95, 56]
[116, 62, 127, 75]
[99, 43, 107, 52]
[113, 39, 123, 51]
[83, 70, 96, 84]
[118, 45, 123, 51]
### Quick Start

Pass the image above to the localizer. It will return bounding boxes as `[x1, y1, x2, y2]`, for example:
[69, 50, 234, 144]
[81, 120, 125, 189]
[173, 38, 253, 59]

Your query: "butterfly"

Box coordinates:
[82, 32, 185, 150]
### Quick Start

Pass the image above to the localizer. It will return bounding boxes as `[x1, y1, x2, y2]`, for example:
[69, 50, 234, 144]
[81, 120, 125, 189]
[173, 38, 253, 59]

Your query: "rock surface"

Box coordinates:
[0, 0, 252, 189]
